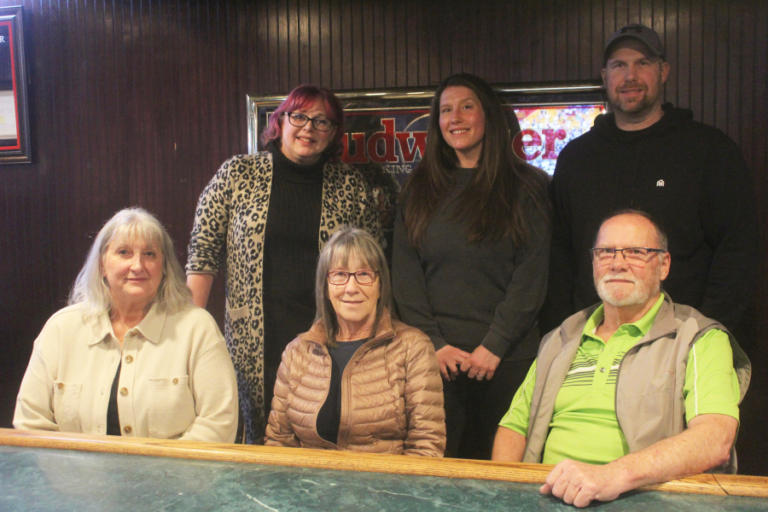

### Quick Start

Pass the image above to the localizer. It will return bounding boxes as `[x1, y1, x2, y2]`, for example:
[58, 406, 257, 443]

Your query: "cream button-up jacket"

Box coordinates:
[14, 302, 238, 443]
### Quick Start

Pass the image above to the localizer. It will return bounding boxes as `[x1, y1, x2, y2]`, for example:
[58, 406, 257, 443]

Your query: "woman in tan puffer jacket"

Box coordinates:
[265, 227, 445, 456]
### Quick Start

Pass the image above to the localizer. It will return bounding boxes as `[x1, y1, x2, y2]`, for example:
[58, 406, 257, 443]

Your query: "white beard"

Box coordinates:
[595, 270, 660, 308]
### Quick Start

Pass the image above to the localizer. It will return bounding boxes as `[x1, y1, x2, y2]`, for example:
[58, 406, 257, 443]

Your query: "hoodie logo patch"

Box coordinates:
[656, 179, 665, 187]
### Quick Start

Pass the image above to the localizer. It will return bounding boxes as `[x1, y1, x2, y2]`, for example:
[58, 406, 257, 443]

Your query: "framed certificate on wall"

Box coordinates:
[0, 6, 30, 164]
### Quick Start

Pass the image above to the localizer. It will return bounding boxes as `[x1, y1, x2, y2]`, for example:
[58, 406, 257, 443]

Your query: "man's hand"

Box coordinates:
[539, 414, 738, 508]
[460, 345, 501, 381]
[540, 459, 625, 508]
[435, 345, 471, 380]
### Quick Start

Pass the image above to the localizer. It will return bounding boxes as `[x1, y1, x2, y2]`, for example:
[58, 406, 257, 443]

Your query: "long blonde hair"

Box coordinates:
[69, 207, 192, 316]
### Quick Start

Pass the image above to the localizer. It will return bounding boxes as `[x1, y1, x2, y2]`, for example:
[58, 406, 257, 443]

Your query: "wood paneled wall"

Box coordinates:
[1, 0, 765, 473]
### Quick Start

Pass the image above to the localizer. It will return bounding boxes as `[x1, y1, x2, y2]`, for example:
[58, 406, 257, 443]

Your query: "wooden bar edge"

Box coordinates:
[1, 429, 766, 498]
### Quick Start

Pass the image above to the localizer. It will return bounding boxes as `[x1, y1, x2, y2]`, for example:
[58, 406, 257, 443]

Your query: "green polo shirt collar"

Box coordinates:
[582, 293, 666, 343]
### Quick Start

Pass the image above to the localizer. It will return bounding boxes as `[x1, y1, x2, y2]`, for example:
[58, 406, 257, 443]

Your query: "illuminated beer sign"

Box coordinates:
[248, 84, 606, 181]
[342, 111, 430, 182]
[513, 104, 605, 174]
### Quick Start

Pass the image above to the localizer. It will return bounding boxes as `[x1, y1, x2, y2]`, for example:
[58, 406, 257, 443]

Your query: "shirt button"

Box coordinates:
[125, 355, 134, 364]
[123, 425, 132, 434]
[172, 378, 179, 385]
[120, 387, 129, 396]
[57, 383, 64, 390]
[600, 367, 606, 373]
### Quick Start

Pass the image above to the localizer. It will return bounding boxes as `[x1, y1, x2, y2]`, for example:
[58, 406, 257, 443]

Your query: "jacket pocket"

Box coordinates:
[52, 381, 83, 432]
[147, 375, 195, 438]
[224, 303, 251, 353]
[228, 304, 249, 322]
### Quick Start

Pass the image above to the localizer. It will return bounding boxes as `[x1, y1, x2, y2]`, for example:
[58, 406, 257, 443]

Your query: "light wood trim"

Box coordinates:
[713, 474, 768, 498]
[1, 429, 766, 498]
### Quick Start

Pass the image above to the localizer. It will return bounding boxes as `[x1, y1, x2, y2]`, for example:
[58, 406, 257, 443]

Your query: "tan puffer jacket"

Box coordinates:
[265, 312, 446, 456]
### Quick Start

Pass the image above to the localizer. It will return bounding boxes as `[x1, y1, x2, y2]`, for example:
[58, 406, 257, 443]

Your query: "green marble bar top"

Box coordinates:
[1, 445, 767, 511]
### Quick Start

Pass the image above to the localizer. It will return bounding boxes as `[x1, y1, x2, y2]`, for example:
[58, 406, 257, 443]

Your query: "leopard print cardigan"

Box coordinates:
[186, 152, 382, 443]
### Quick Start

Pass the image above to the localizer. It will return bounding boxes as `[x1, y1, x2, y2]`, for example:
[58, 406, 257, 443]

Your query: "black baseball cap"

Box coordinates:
[604, 23, 665, 64]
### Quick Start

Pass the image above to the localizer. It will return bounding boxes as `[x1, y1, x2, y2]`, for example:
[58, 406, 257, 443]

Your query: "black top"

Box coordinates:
[262, 146, 325, 408]
[317, 338, 368, 443]
[106, 361, 121, 436]
[543, 103, 757, 336]
[392, 167, 550, 360]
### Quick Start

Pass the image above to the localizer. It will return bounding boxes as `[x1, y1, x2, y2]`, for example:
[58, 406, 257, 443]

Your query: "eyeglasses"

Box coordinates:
[283, 112, 335, 132]
[591, 247, 667, 265]
[327, 270, 378, 286]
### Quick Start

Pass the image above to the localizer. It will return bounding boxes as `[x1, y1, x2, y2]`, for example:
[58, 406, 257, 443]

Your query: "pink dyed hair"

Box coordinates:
[260, 84, 345, 160]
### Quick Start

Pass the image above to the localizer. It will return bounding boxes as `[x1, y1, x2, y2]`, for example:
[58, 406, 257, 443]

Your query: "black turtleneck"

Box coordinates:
[262, 146, 324, 410]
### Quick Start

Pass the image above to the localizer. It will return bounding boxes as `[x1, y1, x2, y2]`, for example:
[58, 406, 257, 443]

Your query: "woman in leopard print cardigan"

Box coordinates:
[186, 85, 382, 443]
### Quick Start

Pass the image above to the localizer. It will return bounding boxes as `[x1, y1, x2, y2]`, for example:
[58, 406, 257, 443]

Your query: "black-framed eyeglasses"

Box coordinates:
[591, 247, 667, 265]
[327, 270, 379, 286]
[283, 112, 335, 132]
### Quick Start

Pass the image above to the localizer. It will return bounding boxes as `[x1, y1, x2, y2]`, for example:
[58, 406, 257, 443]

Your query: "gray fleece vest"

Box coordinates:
[523, 295, 751, 473]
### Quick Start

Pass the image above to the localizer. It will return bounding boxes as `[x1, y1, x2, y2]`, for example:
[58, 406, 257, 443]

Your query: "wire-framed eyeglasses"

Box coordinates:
[327, 270, 379, 286]
[283, 112, 335, 132]
[591, 247, 667, 265]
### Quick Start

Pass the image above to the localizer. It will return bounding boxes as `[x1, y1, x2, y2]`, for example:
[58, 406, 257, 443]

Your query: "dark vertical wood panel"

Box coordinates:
[541, 2, 555, 81]
[318, 0, 330, 87]
[349, 0, 363, 87]
[265, 1, 279, 92]
[589, 2, 603, 76]
[603, 1, 616, 58]
[675, 0, 690, 108]
[565, 2, 578, 79]
[700, 0, 716, 125]
[689, 0, 703, 115]
[714, 0, 729, 132]
[329, 0, 341, 88]
[436, 6, 452, 82]
[421, 2, 437, 86]
[735, 3, 751, 152]
[301, 0, 313, 83]
[0, 0, 765, 474]
[382, 1, 396, 87]
[405, 3, 420, 86]
[577, 2, 592, 78]
[277, 0, 288, 89]
[507, 2, 523, 84]
[339, 0, 352, 88]
[662, 0, 677, 103]
[552, 0, 567, 81]
[726, 2, 741, 140]
[528, 2, 542, 81]
[365, 1, 376, 87]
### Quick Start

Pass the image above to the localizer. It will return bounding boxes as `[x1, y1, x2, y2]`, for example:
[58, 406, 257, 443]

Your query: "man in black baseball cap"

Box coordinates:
[600, 23, 670, 130]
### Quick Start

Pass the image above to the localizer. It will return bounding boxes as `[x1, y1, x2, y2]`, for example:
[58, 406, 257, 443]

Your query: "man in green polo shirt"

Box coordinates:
[492, 210, 750, 508]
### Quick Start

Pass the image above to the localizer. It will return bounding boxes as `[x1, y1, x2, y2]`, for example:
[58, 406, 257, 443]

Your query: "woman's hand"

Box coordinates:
[435, 345, 471, 381]
[460, 345, 501, 381]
